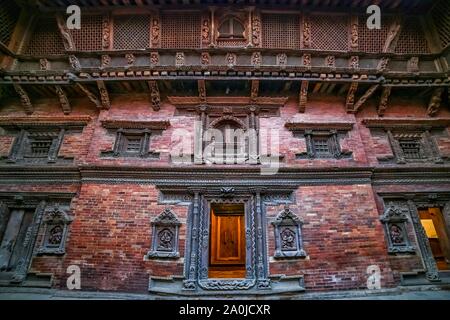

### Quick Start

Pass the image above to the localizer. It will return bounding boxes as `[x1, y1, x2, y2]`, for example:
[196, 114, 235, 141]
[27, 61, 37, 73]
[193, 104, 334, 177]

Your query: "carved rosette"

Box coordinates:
[150, 52, 159, 67]
[199, 279, 255, 290]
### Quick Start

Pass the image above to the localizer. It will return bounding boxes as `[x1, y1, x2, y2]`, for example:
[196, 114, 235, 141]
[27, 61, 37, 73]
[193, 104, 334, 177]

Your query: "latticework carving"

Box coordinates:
[394, 17, 430, 54]
[161, 12, 201, 49]
[25, 18, 65, 55]
[431, 0, 450, 48]
[113, 15, 150, 50]
[0, 0, 20, 46]
[261, 14, 300, 49]
[71, 14, 103, 51]
[311, 15, 348, 51]
[358, 15, 393, 53]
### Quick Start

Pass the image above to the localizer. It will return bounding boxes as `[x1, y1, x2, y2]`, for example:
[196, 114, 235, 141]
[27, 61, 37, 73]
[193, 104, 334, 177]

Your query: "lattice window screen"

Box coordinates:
[262, 14, 300, 49]
[311, 15, 349, 51]
[0, 0, 20, 46]
[161, 12, 201, 49]
[25, 18, 65, 55]
[395, 17, 430, 54]
[113, 15, 150, 49]
[431, 0, 450, 48]
[358, 16, 393, 53]
[72, 14, 102, 51]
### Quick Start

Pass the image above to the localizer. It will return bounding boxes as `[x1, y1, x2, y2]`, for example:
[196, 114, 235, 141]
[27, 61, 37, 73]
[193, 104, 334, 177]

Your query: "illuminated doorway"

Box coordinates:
[419, 207, 450, 270]
[208, 203, 246, 278]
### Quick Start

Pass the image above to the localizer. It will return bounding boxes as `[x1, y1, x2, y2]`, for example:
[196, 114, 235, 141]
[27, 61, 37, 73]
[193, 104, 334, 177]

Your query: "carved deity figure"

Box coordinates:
[390, 224, 404, 244]
[48, 225, 63, 245]
[157, 228, 173, 251]
[280, 228, 296, 250]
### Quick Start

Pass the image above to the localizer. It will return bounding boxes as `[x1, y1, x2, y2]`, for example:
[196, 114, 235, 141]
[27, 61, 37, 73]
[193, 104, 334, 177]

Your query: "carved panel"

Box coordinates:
[380, 203, 415, 253]
[272, 206, 306, 259]
[147, 208, 181, 259]
[151, 16, 161, 48]
[37, 204, 72, 255]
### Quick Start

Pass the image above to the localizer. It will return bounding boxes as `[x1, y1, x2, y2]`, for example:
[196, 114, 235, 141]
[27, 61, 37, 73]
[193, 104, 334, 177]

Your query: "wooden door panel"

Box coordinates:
[210, 208, 245, 266]
[0, 210, 24, 270]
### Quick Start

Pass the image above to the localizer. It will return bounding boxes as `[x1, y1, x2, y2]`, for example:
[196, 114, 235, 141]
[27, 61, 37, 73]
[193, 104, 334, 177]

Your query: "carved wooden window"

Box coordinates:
[431, 0, 450, 48]
[380, 203, 415, 254]
[387, 130, 442, 164]
[37, 205, 72, 255]
[25, 18, 65, 55]
[218, 16, 245, 39]
[6, 129, 65, 164]
[261, 13, 300, 49]
[71, 14, 103, 51]
[271, 206, 307, 259]
[0, 0, 20, 47]
[146, 208, 181, 259]
[113, 15, 150, 50]
[303, 130, 351, 159]
[161, 12, 201, 49]
[394, 17, 430, 54]
[102, 129, 157, 158]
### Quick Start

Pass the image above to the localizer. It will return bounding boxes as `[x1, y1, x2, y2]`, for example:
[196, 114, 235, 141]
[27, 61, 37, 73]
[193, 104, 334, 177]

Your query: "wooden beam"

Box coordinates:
[75, 83, 102, 109]
[55, 14, 75, 50]
[54, 85, 71, 114]
[345, 82, 358, 112]
[383, 18, 402, 53]
[97, 80, 110, 109]
[198, 79, 206, 103]
[427, 87, 444, 117]
[298, 80, 309, 113]
[13, 84, 33, 115]
[377, 86, 392, 116]
[250, 79, 259, 103]
[148, 80, 161, 111]
[351, 85, 379, 113]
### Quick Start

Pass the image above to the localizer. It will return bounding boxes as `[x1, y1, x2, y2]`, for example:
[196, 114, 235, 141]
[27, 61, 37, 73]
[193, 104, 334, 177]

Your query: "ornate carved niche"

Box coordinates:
[214, 10, 248, 47]
[285, 122, 354, 160]
[100, 120, 170, 159]
[272, 206, 307, 259]
[380, 203, 415, 254]
[147, 207, 181, 259]
[37, 204, 72, 255]
[0, 120, 87, 165]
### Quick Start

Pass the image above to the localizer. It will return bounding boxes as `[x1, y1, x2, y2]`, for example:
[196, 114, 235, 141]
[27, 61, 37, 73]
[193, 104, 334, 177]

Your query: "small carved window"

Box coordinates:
[398, 139, 424, 160]
[271, 206, 307, 259]
[146, 208, 181, 259]
[302, 130, 352, 159]
[101, 129, 159, 158]
[6, 129, 65, 164]
[37, 205, 72, 255]
[218, 17, 245, 39]
[380, 203, 415, 254]
[312, 136, 332, 157]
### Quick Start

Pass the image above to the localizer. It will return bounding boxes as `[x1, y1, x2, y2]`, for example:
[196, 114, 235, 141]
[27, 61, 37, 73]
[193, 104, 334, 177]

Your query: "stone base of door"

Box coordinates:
[148, 274, 305, 296]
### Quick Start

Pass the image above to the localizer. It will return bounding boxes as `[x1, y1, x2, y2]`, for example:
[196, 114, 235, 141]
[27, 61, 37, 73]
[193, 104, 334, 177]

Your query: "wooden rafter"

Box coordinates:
[97, 80, 111, 109]
[13, 84, 33, 115]
[148, 80, 161, 111]
[75, 83, 102, 109]
[427, 87, 444, 117]
[250, 80, 259, 103]
[377, 86, 392, 116]
[345, 82, 358, 112]
[198, 79, 206, 103]
[351, 85, 380, 113]
[298, 81, 309, 113]
[54, 85, 71, 114]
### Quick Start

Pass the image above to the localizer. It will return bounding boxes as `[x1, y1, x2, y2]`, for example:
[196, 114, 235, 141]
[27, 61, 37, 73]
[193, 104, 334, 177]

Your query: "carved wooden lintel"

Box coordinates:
[345, 82, 358, 112]
[250, 79, 259, 103]
[383, 18, 402, 53]
[148, 80, 161, 111]
[198, 79, 206, 103]
[167, 96, 288, 107]
[298, 81, 309, 113]
[55, 14, 75, 50]
[97, 80, 110, 109]
[54, 85, 71, 114]
[378, 86, 392, 116]
[13, 84, 33, 115]
[75, 83, 102, 109]
[351, 84, 379, 113]
[427, 87, 444, 117]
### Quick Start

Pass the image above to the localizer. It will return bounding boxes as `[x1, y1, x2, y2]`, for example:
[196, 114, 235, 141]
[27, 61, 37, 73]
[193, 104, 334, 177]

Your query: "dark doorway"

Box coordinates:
[419, 207, 450, 271]
[209, 203, 246, 278]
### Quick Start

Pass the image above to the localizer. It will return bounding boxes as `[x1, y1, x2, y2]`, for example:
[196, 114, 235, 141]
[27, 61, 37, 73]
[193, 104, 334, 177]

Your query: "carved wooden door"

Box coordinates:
[210, 206, 245, 266]
[0, 209, 34, 274]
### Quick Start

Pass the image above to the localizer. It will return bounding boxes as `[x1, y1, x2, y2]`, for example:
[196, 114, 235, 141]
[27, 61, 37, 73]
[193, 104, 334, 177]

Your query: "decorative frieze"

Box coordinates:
[146, 208, 181, 259]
